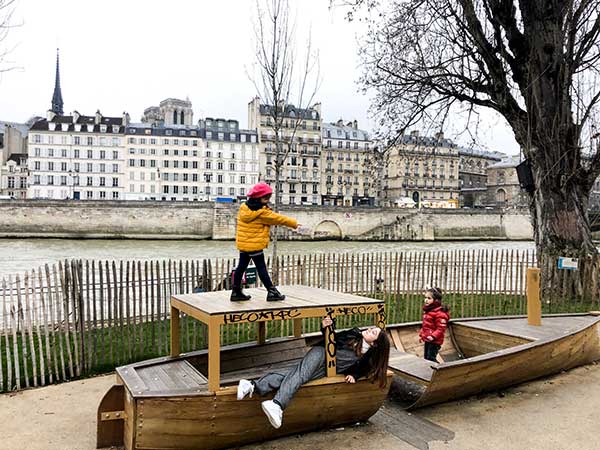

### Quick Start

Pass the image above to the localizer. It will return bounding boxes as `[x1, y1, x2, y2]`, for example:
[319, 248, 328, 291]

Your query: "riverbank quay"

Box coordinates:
[0, 362, 598, 450]
[0, 200, 533, 240]
[1, 248, 597, 394]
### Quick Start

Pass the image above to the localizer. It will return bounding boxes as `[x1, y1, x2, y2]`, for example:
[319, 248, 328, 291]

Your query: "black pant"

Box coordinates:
[424, 342, 441, 362]
[233, 250, 273, 290]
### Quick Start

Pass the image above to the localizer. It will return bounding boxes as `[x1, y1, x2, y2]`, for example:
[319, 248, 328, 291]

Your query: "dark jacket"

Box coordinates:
[319, 327, 373, 380]
[419, 306, 450, 345]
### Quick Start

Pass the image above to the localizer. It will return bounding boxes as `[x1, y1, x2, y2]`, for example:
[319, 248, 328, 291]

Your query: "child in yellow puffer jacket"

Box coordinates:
[231, 182, 300, 301]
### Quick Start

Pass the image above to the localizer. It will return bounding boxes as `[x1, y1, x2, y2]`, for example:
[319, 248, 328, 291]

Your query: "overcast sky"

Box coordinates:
[0, 0, 519, 155]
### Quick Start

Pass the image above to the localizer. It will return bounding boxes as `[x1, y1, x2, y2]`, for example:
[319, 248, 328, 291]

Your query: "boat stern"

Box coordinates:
[96, 384, 125, 449]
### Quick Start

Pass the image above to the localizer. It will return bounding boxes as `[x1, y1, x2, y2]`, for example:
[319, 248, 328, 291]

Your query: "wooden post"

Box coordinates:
[257, 321, 266, 345]
[170, 304, 180, 357]
[208, 317, 221, 392]
[293, 318, 302, 338]
[325, 317, 336, 378]
[526, 267, 542, 326]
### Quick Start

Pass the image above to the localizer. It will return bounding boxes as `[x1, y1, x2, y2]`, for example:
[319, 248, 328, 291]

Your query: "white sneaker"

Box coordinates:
[261, 400, 283, 429]
[237, 379, 254, 400]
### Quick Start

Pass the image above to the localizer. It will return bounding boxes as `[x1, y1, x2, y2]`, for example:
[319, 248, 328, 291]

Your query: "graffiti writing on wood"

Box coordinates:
[329, 305, 380, 316]
[223, 309, 301, 324]
[376, 303, 387, 329]
[325, 307, 337, 367]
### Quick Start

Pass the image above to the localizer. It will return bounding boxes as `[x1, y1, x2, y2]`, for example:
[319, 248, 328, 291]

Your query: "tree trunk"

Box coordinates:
[271, 161, 280, 285]
[531, 165, 598, 302]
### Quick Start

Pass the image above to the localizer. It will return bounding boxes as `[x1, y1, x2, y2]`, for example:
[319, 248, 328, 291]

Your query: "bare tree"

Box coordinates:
[250, 0, 320, 281]
[0, 0, 17, 74]
[341, 0, 600, 293]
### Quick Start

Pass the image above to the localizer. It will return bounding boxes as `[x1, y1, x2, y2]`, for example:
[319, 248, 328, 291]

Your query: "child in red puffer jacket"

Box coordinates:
[419, 287, 450, 362]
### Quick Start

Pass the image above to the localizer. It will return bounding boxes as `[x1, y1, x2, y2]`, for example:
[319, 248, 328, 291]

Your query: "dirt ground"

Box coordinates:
[1, 363, 600, 450]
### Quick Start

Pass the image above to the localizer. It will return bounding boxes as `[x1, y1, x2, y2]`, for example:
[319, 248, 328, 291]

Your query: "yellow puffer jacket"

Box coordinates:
[235, 203, 298, 252]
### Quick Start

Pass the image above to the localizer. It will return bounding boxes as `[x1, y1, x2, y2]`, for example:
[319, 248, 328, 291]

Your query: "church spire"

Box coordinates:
[51, 48, 64, 115]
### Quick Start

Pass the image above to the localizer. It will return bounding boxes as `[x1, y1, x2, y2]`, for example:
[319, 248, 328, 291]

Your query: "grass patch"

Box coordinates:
[0, 291, 596, 392]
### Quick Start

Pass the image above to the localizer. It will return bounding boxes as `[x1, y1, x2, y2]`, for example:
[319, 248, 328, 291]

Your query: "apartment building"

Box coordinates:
[248, 97, 322, 205]
[459, 148, 504, 207]
[486, 156, 528, 208]
[0, 122, 29, 199]
[126, 99, 259, 201]
[28, 110, 127, 200]
[321, 120, 375, 206]
[383, 131, 460, 207]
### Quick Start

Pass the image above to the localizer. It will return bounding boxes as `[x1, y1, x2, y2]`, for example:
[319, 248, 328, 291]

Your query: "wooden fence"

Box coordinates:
[0, 248, 597, 393]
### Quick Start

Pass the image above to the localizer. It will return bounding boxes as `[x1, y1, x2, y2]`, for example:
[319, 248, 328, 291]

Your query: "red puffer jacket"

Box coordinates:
[419, 305, 450, 345]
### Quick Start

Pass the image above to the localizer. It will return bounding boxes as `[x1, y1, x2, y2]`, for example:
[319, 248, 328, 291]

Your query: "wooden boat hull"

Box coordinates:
[98, 338, 391, 450]
[387, 314, 600, 409]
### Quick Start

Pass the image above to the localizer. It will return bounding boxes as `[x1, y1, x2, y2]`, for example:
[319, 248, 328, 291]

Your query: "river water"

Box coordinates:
[0, 238, 535, 281]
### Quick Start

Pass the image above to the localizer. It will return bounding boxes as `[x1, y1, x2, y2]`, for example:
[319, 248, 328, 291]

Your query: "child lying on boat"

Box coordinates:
[236, 317, 391, 429]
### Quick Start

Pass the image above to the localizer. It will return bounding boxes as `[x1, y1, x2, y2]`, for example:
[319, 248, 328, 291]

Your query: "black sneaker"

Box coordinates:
[230, 289, 251, 301]
[266, 287, 285, 301]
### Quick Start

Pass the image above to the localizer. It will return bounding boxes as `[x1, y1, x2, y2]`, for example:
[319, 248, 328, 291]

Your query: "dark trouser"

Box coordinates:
[424, 342, 441, 362]
[253, 346, 360, 410]
[233, 250, 273, 290]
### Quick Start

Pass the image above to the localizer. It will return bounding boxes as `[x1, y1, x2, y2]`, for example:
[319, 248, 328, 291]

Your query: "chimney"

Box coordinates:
[72, 110, 80, 123]
[122, 111, 130, 126]
[46, 110, 56, 121]
[410, 130, 419, 137]
[311, 102, 321, 116]
[353, 120, 358, 129]
[95, 110, 102, 125]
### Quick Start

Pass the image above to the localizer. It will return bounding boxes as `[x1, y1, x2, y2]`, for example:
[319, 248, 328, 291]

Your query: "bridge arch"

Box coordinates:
[313, 220, 343, 240]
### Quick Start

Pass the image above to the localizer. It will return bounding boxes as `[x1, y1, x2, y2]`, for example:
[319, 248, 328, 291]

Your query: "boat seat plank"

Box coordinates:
[388, 348, 436, 383]
[220, 359, 303, 386]
[137, 360, 208, 393]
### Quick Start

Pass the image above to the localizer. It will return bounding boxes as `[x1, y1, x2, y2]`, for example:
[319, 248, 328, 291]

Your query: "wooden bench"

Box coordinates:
[387, 348, 436, 385]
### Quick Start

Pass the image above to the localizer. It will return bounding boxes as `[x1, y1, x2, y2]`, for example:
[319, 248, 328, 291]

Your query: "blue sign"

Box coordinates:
[557, 257, 578, 270]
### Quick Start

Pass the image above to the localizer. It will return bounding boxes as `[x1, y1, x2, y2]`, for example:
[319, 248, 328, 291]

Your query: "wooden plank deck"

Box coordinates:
[453, 315, 600, 341]
[171, 285, 383, 317]
[136, 360, 207, 393]
[388, 349, 436, 384]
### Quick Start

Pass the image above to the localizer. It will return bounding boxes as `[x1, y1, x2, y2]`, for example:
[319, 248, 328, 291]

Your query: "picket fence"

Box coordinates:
[0, 248, 596, 392]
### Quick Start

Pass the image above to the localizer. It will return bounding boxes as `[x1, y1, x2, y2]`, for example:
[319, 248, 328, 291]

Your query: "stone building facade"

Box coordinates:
[28, 110, 128, 200]
[458, 148, 504, 207]
[248, 97, 322, 205]
[321, 120, 375, 206]
[125, 99, 259, 202]
[0, 122, 29, 199]
[486, 156, 528, 208]
[383, 131, 460, 207]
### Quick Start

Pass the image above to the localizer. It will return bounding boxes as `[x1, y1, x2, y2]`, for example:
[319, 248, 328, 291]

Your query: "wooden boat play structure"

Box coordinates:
[386, 313, 600, 408]
[97, 286, 391, 450]
[385, 268, 600, 408]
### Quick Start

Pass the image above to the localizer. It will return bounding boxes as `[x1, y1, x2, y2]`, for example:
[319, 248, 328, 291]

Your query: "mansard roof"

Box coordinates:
[30, 114, 126, 133]
[259, 103, 320, 120]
